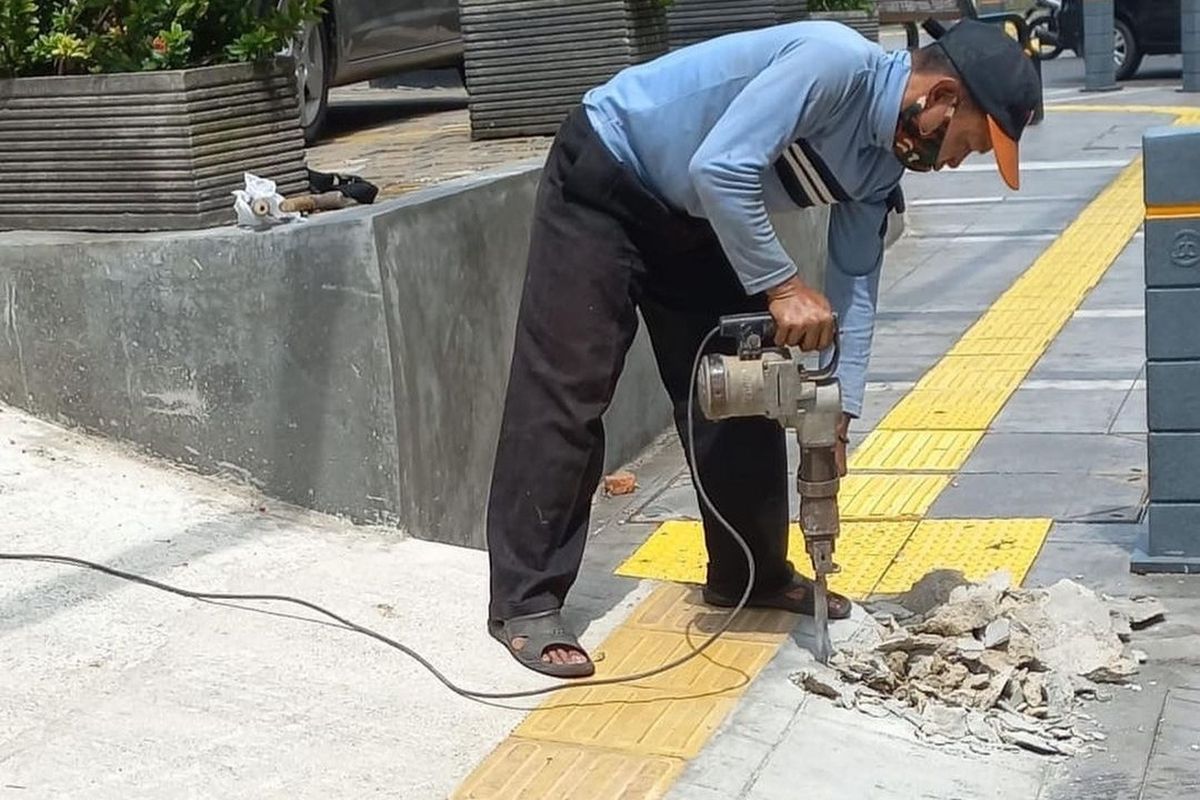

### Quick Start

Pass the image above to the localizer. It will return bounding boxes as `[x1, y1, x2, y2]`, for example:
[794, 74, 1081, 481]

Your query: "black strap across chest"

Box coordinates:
[774, 139, 851, 208]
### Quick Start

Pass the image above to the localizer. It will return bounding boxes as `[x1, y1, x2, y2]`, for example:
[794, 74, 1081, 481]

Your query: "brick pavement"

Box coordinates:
[305, 85, 553, 199]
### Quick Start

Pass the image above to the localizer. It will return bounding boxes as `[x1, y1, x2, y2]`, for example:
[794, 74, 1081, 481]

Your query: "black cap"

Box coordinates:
[932, 19, 1042, 189]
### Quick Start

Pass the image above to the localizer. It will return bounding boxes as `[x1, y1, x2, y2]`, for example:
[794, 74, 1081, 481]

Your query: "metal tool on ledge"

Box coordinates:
[695, 312, 843, 662]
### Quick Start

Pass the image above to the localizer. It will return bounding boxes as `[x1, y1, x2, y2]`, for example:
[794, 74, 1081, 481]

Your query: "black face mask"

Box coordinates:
[893, 95, 956, 172]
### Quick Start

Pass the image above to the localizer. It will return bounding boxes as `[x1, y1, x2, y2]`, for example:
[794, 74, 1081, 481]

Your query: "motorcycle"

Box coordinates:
[1025, 0, 1065, 59]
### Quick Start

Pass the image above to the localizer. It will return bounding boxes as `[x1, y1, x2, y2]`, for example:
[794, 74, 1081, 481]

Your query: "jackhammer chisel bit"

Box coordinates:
[697, 312, 844, 663]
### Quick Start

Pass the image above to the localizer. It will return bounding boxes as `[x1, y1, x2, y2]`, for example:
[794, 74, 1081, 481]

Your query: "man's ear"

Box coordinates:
[923, 77, 961, 117]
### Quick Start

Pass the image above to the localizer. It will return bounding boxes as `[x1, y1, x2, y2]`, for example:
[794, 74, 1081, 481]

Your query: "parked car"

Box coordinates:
[1057, 0, 1181, 81]
[273, 1, 464, 143]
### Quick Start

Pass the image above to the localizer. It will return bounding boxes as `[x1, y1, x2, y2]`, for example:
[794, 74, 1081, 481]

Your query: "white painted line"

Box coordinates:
[1073, 309, 1144, 318]
[910, 195, 1088, 207]
[1021, 379, 1144, 391]
[1049, 87, 1166, 105]
[914, 233, 1060, 242]
[927, 159, 1131, 173]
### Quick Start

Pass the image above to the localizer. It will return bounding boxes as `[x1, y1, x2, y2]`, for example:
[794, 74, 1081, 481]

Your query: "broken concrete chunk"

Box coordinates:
[978, 666, 1016, 711]
[1027, 581, 1135, 681]
[1005, 626, 1039, 668]
[868, 600, 918, 622]
[920, 704, 970, 740]
[885, 650, 909, 676]
[916, 588, 1002, 637]
[1005, 675, 1027, 708]
[982, 618, 1012, 649]
[995, 709, 1048, 735]
[1110, 614, 1133, 642]
[967, 711, 1002, 744]
[1103, 595, 1167, 629]
[1044, 671, 1076, 714]
[878, 632, 946, 654]
[1002, 730, 1068, 755]
[884, 569, 972, 617]
[816, 578, 1160, 761]
[966, 672, 992, 691]
[791, 667, 849, 701]
[1083, 657, 1139, 685]
[1023, 671, 1048, 708]
[938, 662, 971, 691]
[955, 636, 986, 659]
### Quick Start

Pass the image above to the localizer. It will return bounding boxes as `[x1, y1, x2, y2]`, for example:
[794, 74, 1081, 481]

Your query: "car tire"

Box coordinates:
[1114, 18, 1142, 81]
[1027, 11, 1063, 60]
[292, 17, 332, 144]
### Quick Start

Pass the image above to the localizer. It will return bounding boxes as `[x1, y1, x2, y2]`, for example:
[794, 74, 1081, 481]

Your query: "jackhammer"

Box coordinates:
[695, 312, 844, 662]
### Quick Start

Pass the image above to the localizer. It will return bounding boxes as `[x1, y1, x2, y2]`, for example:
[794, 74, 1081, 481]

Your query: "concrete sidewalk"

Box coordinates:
[5, 73, 1200, 800]
[0, 406, 652, 798]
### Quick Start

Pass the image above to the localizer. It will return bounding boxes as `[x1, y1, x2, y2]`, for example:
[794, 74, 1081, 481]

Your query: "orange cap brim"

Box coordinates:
[988, 115, 1020, 191]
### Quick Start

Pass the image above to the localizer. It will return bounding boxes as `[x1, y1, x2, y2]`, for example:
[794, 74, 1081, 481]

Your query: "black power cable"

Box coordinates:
[0, 327, 759, 701]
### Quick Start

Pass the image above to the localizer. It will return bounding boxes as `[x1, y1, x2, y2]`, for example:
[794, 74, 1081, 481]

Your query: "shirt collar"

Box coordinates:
[870, 49, 911, 150]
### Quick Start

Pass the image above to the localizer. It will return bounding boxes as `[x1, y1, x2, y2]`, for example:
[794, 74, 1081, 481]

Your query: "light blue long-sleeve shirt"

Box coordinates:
[581, 21, 911, 417]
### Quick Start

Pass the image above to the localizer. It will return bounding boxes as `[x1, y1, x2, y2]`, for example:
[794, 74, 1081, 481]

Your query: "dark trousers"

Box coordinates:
[486, 108, 793, 621]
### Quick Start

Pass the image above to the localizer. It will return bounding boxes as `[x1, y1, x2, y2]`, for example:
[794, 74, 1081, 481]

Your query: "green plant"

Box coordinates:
[807, 0, 875, 12]
[0, 0, 39, 75]
[0, 0, 325, 78]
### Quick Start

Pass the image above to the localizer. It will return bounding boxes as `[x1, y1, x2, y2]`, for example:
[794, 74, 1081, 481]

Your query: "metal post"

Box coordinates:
[1082, 0, 1118, 92]
[1184, 0, 1200, 93]
[1133, 126, 1200, 574]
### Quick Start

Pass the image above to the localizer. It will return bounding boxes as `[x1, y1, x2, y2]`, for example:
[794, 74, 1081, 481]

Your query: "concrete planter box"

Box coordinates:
[461, 0, 669, 139]
[807, 9, 881, 42]
[776, 0, 811, 23]
[0, 59, 308, 233]
[666, 0, 779, 50]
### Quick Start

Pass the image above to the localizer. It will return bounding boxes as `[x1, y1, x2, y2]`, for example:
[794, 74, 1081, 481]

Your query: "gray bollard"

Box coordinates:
[1133, 126, 1200, 574]
[1083, 0, 1119, 92]
[1185, 0, 1200, 92]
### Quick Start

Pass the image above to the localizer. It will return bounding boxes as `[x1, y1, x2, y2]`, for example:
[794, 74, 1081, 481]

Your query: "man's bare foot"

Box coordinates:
[488, 611, 595, 677]
[511, 636, 590, 666]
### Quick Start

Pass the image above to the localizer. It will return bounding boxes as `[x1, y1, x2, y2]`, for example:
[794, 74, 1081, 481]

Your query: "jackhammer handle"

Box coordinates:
[716, 312, 840, 381]
[717, 312, 776, 343]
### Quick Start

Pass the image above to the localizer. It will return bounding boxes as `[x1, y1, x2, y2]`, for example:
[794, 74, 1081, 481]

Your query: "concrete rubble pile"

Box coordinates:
[791, 571, 1167, 758]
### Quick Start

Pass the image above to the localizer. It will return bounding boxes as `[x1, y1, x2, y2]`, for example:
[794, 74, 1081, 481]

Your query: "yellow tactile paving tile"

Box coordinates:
[624, 582, 799, 642]
[614, 521, 917, 600]
[614, 520, 712, 586]
[849, 429, 985, 472]
[513, 627, 777, 758]
[839, 473, 950, 519]
[451, 738, 683, 800]
[947, 335, 1061, 357]
[876, 388, 1014, 430]
[913, 354, 1034, 393]
[872, 518, 1054, 596]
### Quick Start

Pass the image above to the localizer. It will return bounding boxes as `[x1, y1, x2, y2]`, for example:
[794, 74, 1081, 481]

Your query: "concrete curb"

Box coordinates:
[0, 162, 902, 548]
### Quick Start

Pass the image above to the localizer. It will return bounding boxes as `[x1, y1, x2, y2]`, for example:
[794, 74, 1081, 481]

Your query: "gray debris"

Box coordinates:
[790, 574, 1166, 759]
[921, 704, 970, 739]
[881, 569, 973, 617]
[1104, 595, 1168, 629]
[867, 600, 919, 623]
[983, 618, 1012, 649]
[1002, 729, 1078, 756]
[791, 666, 855, 706]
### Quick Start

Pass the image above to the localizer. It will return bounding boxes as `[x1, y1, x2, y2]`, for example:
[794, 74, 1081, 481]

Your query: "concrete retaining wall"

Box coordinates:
[0, 160, 898, 549]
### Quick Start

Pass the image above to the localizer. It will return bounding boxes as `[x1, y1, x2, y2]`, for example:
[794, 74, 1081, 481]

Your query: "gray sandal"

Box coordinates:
[488, 609, 595, 679]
